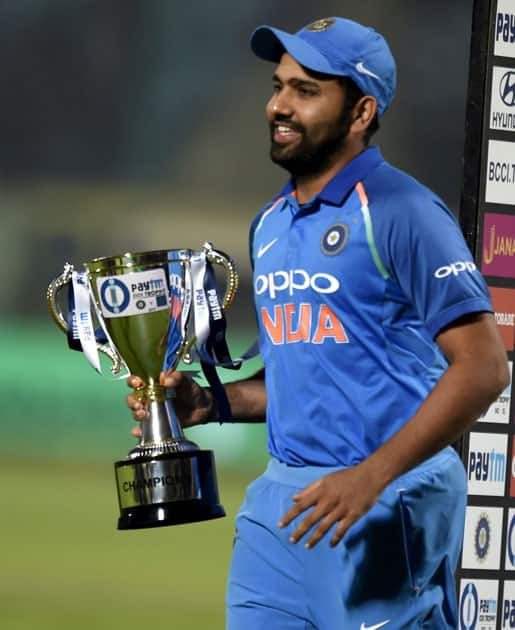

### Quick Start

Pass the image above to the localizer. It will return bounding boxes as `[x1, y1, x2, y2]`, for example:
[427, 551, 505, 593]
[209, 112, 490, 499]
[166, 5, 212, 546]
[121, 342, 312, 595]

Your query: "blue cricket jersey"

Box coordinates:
[249, 147, 492, 467]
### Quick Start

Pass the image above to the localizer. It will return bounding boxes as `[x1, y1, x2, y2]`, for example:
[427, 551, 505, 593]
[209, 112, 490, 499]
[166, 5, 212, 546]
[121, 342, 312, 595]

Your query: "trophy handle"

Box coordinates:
[202, 241, 239, 310]
[46, 263, 124, 374]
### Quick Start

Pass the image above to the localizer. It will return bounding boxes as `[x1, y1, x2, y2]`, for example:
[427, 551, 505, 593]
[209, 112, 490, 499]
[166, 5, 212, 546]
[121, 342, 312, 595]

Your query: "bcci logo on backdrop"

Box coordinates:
[461, 506, 503, 570]
[475, 514, 491, 563]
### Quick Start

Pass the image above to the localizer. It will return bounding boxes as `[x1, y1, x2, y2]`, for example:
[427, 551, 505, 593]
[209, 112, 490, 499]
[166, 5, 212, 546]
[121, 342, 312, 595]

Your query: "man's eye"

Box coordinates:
[298, 87, 316, 96]
[272, 84, 281, 93]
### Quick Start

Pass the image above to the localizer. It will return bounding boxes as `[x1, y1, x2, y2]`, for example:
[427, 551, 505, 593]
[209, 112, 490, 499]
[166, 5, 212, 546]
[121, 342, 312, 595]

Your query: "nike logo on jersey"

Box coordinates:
[257, 238, 278, 259]
[360, 621, 390, 630]
[355, 61, 380, 80]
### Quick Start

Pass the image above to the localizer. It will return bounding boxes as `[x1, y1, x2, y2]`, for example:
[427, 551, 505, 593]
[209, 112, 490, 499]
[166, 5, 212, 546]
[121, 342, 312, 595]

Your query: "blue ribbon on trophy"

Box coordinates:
[182, 250, 259, 422]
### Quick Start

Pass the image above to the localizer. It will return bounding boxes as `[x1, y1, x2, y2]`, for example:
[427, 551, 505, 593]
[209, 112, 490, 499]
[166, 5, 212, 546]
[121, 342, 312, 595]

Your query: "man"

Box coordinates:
[127, 17, 509, 629]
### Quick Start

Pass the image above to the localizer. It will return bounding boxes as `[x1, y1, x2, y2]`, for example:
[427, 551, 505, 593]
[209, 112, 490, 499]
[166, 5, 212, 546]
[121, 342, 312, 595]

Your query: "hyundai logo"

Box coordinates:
[500, 71, 515, 107]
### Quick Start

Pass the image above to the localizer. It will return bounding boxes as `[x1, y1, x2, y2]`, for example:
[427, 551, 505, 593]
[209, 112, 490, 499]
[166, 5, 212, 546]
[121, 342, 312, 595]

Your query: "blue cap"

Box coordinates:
[250, 17, 396, 116]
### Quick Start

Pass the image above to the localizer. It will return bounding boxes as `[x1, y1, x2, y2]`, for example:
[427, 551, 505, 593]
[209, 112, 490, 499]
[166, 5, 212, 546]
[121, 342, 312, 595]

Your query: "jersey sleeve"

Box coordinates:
[374, 189, 492, 338]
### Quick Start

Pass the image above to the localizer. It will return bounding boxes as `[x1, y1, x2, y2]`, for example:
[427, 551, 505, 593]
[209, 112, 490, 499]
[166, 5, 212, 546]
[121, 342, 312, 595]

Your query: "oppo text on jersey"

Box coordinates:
[255, 269, 340, 299]
[433, 261, 477, 279]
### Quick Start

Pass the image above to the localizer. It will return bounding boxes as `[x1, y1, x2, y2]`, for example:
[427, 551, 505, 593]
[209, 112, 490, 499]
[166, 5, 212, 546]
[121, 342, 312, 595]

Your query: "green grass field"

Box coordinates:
[0, 457, 256, 629]
[1, 320, 268, 629]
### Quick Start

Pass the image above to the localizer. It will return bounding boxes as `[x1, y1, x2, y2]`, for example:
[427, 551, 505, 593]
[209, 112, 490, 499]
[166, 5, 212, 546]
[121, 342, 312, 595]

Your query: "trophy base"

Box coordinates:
[117, 498, 225, 530]
[115, 449, 225, 530]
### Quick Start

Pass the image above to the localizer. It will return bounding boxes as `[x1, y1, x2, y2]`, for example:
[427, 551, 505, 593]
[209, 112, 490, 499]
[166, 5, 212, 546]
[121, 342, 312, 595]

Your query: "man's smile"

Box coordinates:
[272, 122, 303, 144]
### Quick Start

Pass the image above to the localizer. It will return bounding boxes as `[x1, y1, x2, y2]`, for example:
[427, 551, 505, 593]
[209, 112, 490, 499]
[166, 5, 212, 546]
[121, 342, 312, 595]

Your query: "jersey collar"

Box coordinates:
[275, 146, 384, 206]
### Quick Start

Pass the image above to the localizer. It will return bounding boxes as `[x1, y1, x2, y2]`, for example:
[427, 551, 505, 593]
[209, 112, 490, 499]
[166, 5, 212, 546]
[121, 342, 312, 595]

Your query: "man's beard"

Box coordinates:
[269, 114, 352, 177]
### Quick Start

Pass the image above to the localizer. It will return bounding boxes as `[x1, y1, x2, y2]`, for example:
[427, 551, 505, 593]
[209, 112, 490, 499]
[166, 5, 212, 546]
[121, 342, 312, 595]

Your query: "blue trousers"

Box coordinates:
[227, 447, 467, 629]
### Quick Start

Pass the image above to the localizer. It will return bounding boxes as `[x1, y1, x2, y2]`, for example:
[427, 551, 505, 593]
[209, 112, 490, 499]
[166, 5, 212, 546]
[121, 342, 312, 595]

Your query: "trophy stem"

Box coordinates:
[140, 399, 184, 445]
[131, 385, 197, 458]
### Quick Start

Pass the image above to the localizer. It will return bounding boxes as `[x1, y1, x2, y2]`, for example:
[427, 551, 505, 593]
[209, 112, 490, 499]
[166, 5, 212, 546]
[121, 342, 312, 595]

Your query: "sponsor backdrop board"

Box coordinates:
[458, 1, 515, 627]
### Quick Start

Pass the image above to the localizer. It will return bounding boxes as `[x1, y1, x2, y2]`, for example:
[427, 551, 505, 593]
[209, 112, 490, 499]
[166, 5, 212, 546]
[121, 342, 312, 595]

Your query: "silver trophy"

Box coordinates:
[47, 243, 238, 530]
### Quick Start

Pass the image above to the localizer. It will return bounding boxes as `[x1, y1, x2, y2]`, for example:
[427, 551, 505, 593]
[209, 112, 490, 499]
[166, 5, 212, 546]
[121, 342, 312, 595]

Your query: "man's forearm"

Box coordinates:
[210, 369, 267, 422]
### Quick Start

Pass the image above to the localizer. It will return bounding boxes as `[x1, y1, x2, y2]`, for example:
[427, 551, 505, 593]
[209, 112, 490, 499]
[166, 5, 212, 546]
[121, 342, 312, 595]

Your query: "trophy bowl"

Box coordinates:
[47, 243, 238, 530]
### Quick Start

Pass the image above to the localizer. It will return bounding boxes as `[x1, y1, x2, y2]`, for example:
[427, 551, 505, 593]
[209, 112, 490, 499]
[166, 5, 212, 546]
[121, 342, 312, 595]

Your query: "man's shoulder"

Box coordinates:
[250, 193, 288, 234]
[364, 160, 439, 204]
[363, 159, 455, 224]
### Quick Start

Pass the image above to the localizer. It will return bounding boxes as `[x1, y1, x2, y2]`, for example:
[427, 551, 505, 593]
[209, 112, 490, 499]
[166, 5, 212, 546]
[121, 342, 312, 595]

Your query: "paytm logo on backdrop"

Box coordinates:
[469, 449, 506, 481]
[468, 433, 508, 496]
[459, 579, 499, 630]
[497, 12, 515, 45]
[503, 581, 515, 628]
[496, 0, 515, 57]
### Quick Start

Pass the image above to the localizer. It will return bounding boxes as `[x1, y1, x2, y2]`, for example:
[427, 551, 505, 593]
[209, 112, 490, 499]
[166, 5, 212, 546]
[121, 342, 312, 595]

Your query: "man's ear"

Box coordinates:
[350, 96, 378, 134]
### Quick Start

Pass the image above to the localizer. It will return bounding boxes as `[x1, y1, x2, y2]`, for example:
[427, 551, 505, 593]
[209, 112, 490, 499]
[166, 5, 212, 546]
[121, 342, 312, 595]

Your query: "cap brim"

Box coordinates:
[250, 26, 337, 76]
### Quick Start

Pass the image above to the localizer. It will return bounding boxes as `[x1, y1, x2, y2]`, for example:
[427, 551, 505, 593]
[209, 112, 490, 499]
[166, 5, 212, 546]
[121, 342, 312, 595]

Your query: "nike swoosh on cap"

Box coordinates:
[356, 61, 380, 80]
[360, 621, 390, 630]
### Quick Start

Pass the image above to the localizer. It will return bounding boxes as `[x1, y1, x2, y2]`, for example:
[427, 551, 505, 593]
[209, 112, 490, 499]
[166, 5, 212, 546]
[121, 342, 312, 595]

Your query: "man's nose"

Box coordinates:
[269, 91, 293, 117]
